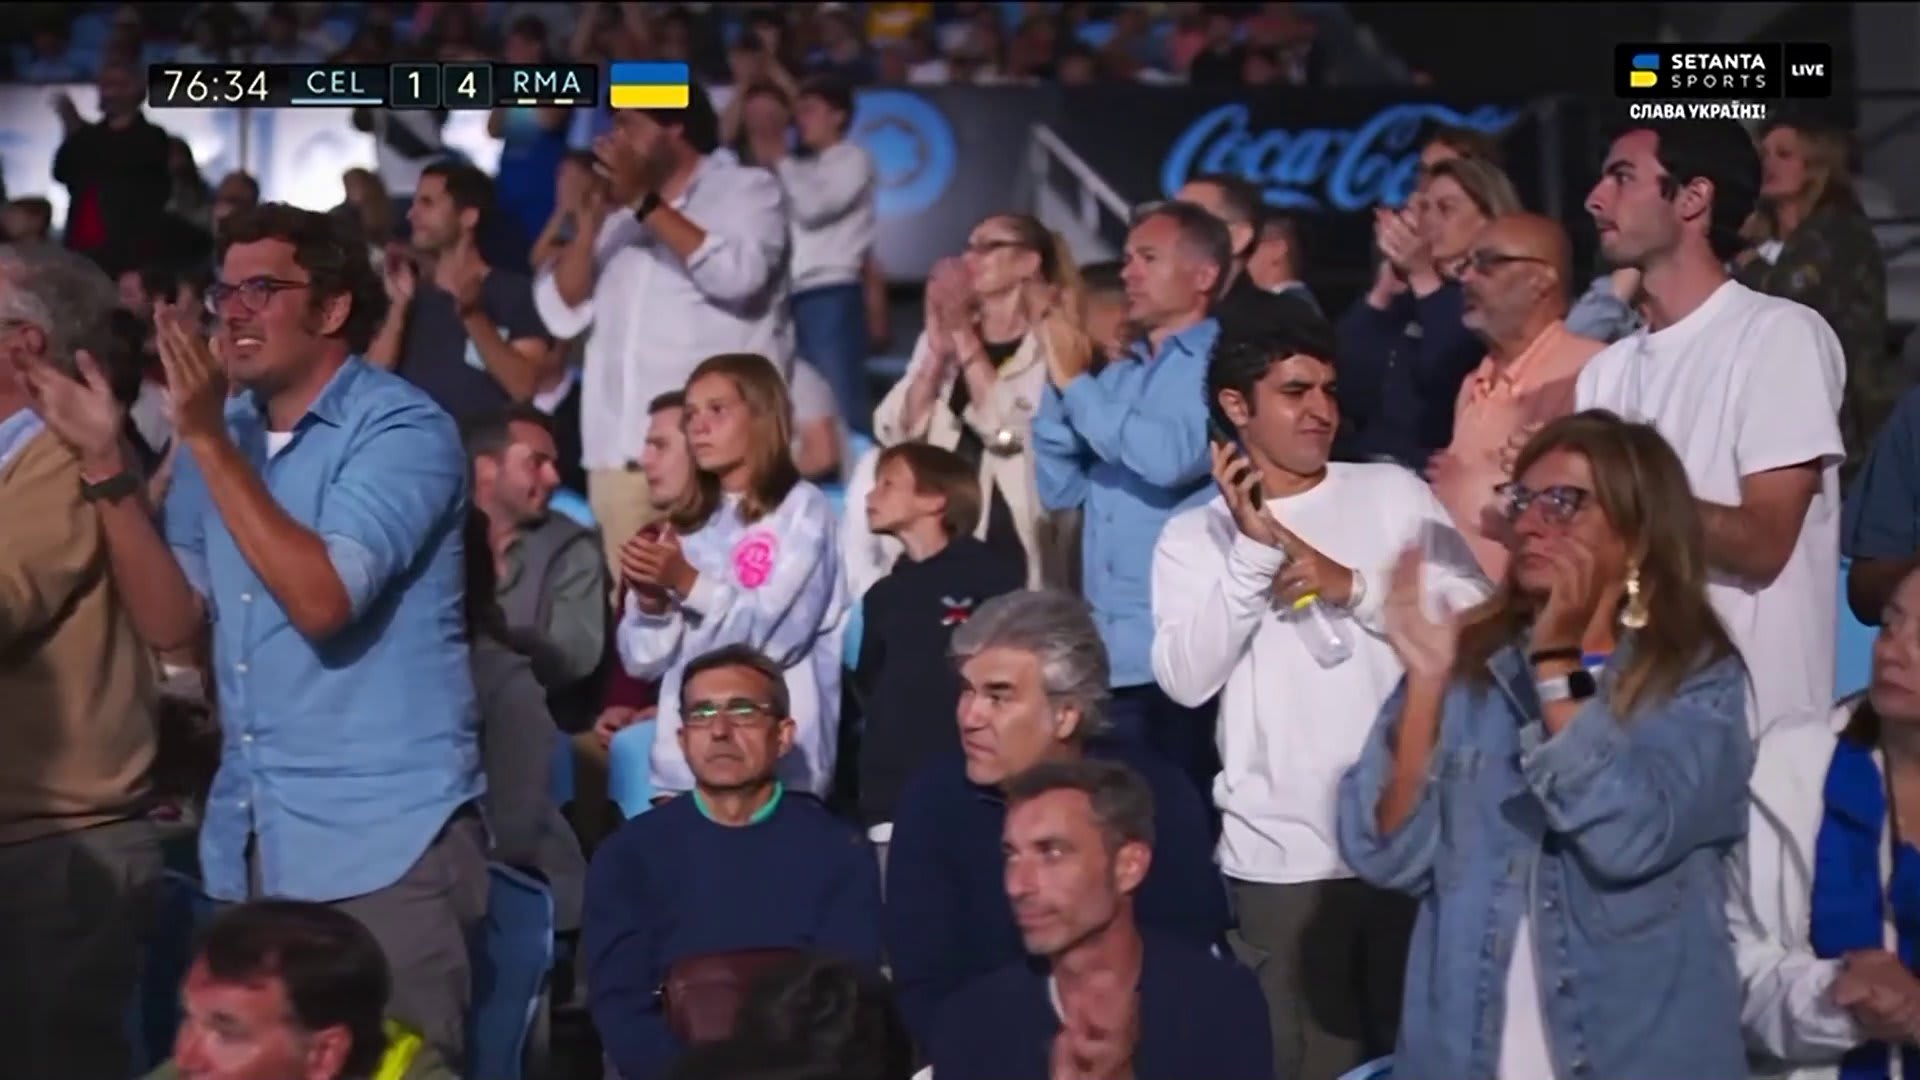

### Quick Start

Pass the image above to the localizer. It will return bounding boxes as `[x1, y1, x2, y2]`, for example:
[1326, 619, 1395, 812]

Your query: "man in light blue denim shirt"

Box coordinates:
[21, 204, 486, 1071]
[1033, 202, 1226, 796]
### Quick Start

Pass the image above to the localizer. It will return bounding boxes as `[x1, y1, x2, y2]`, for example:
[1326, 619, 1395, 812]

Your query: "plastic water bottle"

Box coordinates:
[1290, 593, 1354, 668]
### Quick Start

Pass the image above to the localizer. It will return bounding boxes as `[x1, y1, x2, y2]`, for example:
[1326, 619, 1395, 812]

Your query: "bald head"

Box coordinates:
[1459, 213, 1575, 343]
[1482, 213, 1572, 294]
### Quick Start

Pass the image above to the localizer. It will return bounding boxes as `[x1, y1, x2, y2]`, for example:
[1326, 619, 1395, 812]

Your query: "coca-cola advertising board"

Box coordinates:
[1047, 86, 1543, 291]
[841, 85, 1559, 289]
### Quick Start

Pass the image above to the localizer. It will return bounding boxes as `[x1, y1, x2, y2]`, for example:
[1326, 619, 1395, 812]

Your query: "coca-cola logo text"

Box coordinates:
[1160, 102, 1520, 213]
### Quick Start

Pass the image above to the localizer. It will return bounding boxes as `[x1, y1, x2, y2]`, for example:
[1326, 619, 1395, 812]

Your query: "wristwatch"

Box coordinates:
[633, 191, 663, 222]
[1536, 669, 1598, 703]
[81, 471, 141, 504]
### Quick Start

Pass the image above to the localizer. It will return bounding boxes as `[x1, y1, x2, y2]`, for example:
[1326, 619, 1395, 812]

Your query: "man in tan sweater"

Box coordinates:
[0, 241, 161, 1080]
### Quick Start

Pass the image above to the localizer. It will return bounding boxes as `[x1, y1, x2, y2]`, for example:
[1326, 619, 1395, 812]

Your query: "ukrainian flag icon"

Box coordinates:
[609, 62, 690, 109]
[1629, 53, 1659, 89]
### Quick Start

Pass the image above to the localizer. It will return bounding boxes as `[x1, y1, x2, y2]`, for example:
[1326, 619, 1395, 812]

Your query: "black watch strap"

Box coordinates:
[81, 471, 141, 503]
[633, 191, 663, 221]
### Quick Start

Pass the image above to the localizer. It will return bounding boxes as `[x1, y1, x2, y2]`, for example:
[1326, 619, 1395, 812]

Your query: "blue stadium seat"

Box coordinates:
[608, 720, 659, 818]
[468, 864, 556, 1080]
[1837, 559, 1874, 700]
[550, 488, 596, 529]
[1337, 1057, 1392, 1080]
[129, 871, 217, 1076]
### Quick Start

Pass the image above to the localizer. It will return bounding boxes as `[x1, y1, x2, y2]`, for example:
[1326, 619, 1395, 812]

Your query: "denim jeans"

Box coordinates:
[792, 282, 872, 434]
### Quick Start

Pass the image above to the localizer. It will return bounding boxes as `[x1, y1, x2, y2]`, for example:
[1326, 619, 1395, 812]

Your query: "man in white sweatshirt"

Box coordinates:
[1150, 312, 1487, 1080]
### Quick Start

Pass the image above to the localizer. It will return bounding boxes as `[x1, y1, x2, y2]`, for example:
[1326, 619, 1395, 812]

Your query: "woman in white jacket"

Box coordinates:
[1736, 565, 1920, 1079]
[615, 352, 848, 800]
[871, 212, 1081, 589]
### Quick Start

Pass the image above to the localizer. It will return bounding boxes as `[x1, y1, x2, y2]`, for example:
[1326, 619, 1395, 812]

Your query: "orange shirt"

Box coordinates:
[1431, 320, 1605, 581]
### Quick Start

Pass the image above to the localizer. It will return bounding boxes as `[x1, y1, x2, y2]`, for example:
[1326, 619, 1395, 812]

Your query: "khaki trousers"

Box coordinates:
[588, 468, 661, 586]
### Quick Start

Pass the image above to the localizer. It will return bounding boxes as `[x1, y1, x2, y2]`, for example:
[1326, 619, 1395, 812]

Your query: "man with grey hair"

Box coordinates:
[882, 589, 1229, 1045]
[0, 241, 163, 1080]
[1030, 201, 1230, 799]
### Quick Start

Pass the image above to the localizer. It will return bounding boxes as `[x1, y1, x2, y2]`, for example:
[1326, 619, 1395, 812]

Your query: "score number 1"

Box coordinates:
[389, 63, 439, 109]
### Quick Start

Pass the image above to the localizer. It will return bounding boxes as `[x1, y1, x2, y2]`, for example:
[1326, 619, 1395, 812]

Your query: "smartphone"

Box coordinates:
[1207, 417, 1263, 510]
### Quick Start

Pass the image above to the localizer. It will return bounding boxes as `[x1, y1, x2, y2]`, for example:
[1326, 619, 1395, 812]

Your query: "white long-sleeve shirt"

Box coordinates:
[1151, 463, 1488, 884]
[534, 156, 794, 470]
[616, 484, 848, 798]
[1732, 700, 1865, 1080]
[776, 140, 875, 293]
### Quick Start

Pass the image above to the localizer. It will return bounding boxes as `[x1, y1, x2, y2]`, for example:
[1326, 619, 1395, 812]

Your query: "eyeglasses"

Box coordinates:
[683, 698, 779, 729]
[1452, 250, 1550, 277]
[1494, 482, 1591, 525]
[204, 276, 310, 314]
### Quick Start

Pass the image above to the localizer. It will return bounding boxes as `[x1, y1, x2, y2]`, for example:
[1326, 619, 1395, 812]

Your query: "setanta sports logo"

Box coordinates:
[1614, 43, 1832, 121]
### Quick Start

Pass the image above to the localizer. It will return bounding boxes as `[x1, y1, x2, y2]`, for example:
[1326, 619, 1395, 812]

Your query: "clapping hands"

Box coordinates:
[1374, 207, 1433, 277]
[1383, 545, 1459, 683]
[620, 524, 696, 604]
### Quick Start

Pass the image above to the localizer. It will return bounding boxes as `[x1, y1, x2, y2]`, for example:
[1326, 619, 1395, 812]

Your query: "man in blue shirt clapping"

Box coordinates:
[1031, 200, 1228, 797]
[21, 203, 486, 1071]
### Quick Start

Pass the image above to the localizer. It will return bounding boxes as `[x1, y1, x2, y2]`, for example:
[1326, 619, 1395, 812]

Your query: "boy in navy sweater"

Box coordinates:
[884, 590, 1230, 1043]
[854, 443, 1022, 863]
[928, 759, 1270, 1080]
[583, 644, 883, 1080]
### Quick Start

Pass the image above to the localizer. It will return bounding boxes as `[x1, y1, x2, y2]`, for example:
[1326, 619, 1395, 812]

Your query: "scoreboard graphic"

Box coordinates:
[146, 63, 602, 110]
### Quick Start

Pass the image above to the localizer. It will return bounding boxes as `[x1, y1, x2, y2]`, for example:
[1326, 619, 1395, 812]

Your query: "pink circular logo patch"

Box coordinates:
[732, 530, 778, 589]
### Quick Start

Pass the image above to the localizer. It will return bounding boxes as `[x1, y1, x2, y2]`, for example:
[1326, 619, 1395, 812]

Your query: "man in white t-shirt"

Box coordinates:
[1151, 314, 1487, 1080]
[1576, 118, 1845, 738]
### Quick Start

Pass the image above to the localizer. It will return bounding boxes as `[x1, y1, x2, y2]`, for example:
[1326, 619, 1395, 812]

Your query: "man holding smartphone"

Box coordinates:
[1150, 312, 1486, 1080]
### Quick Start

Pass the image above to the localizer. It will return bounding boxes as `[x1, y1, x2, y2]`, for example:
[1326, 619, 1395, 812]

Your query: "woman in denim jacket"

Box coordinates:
[1337, 410, 1753, 1080]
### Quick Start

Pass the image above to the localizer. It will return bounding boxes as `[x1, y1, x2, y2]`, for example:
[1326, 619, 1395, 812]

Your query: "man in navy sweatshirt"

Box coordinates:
[582, 643, 884, 1080]
[855, 442, 1023, 872]
[884, 589, 1230, 1043]
[928, 759, 1272, 1080]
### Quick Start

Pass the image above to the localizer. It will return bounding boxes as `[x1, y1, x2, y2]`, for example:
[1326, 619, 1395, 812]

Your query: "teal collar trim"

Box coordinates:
[694, 781, 784, 825]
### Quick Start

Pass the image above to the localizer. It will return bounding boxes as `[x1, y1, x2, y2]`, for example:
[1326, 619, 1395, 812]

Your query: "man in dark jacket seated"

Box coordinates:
[928, 759, 1272, 1080]
[884, 590, 1231, 1043]
[583, 643, 885, 1080]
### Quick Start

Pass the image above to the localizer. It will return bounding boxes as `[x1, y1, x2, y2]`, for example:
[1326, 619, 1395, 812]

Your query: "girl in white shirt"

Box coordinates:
[616, 352, 848, 798]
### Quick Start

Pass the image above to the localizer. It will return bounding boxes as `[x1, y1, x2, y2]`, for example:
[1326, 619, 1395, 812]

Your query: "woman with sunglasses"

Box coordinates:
[1337, 410, 1753, 1080]
[872, 213, 1083, 589]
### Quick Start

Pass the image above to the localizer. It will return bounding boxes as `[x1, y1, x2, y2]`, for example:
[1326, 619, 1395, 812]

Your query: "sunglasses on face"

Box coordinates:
[683, 698, 778, 729]
[1452, 250, 1549, 277]
[1494, 482, 1591, 525]
[205, 276, 310, 315]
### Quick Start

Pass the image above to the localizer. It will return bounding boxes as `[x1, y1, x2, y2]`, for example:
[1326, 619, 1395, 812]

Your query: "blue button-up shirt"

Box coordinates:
[0, 408, 45, 473]
[162, 358, 482, 903]
[1031, 319, 1218, 687]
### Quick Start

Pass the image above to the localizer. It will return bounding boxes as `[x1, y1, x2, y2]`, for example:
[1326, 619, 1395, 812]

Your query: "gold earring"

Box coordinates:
[1620, 564, 1650, 630]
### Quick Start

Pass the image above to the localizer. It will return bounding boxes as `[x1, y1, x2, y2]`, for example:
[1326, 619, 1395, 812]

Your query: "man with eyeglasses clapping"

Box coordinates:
[19, 203, 486, 1073]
